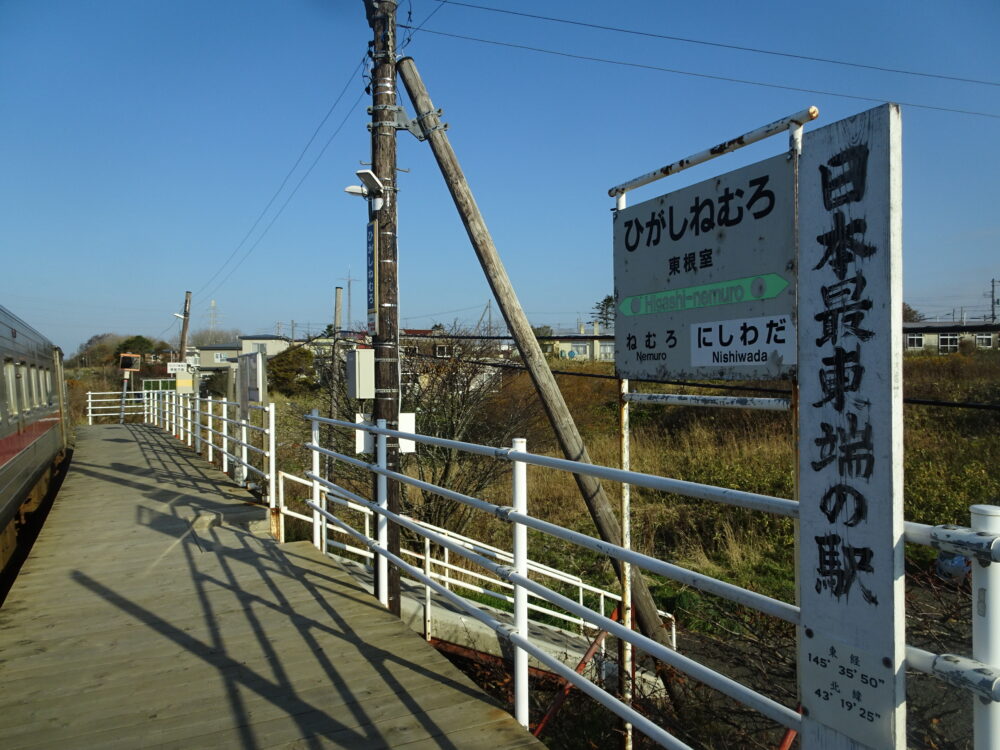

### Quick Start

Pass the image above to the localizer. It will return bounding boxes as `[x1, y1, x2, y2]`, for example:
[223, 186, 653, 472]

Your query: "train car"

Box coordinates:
[0, 305, 69, 573]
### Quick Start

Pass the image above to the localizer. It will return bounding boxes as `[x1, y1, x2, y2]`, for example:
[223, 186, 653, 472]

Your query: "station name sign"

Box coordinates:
[614, 153, 795, 380]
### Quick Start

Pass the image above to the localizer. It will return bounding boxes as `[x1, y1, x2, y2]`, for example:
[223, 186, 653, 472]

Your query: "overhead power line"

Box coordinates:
[401, 26, 1000, 121]
[435, 0, 1000, 88]
[200, 91, 367, 303]
[401, 0, 448, 50]
[194, 56, 368, 301]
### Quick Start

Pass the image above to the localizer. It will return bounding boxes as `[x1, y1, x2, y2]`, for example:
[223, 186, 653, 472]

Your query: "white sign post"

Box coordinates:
[614, 153, 796, 381]
[237, 351, 267, 420]
[797, 104, 904, 749]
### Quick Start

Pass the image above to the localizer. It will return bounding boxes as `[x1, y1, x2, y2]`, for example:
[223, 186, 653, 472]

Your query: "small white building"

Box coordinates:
[904, 322, 999, 354]
[239, 334, 291, 358]
[542, 323, 615, 362]
[193, 343, 240, 372]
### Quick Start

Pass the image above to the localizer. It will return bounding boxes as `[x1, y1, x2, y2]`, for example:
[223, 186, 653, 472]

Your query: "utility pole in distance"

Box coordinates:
[992, 278, 997, 324]
[178, 291, 192, 364]
[365, 0, 401, 615]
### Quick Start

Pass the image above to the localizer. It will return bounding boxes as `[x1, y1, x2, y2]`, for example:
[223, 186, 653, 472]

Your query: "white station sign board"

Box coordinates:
[796, 104, 904, 749]
[166, 362, 194, 374]
[614, 153, 796, 380]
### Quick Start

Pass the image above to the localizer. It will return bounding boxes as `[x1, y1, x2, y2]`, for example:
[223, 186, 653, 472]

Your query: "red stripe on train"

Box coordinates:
[0, 417, 61, 470]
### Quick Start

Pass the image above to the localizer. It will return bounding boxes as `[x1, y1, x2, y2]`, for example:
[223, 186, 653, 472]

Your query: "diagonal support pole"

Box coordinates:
[396, 56, 683, 712]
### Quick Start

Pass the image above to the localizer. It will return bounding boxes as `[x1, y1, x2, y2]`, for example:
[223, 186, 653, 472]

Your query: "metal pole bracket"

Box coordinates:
[367, 103, 446, 141]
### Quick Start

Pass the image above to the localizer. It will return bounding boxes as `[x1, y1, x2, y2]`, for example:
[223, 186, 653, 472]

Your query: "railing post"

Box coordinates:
[221, 402, 229, 475]
[186, 395, 193, 447]
[206, 397, 214, 463]
[511, 436, 529, 729]
[424, 536, 433, 641]
[277, 471, 286, 543]
[376, 419, 389, 608]
[87, 392, 92, 425]
[311, 409, 322, 550]
[620, 376, 634, 750]
[193, 395, 202, 454]
[239, 416, 248, 485]
[972, 504, 1000, 750]
[268, 402, 277, 531]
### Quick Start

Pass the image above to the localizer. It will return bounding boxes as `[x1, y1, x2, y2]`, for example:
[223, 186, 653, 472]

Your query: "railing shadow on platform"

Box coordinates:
[66, 423, 487, 748]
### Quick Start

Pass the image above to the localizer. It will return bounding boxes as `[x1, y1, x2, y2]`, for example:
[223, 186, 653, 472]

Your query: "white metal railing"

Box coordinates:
[133, 390, 277, 509]
[86, 390, 151, 424]
[300, 413, 800, 748]
[293, 413, 1000, 749]
[87, 386, 1000, 746]
[276, 470, 675, 646]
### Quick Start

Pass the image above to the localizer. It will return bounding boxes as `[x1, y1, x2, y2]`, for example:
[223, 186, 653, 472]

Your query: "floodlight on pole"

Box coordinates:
[354, 169, 386, 211]
[356, 169, 383, 194]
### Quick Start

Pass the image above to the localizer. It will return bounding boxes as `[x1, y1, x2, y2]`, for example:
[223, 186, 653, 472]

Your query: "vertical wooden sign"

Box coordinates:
[797, 104, 904, 749]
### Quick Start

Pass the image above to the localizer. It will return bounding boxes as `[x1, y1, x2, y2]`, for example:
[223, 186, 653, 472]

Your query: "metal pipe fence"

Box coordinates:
[85, 390, 150, 424]
[86, 388, 1000, 747]
[89, 390, 277, 512]
[275, 468, 673, 644]
[296, 413, 1000, 749]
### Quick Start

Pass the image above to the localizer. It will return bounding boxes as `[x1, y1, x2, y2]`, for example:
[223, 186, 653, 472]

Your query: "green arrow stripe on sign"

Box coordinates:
[619, 273, 789, 317]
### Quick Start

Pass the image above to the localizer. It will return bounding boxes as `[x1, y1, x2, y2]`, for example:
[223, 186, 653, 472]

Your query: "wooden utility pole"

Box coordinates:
[327, 287, 345, 478]
[365, 0, 401, 615]
[178, 291, 192, 363]
[397, 57, 682, 677]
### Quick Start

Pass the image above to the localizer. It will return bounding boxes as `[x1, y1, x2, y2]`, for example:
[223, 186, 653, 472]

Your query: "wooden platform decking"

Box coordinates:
[0, 424, 542, 749]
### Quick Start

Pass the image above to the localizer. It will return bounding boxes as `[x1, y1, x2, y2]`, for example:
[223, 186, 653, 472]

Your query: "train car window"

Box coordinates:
[6, 361, 20, 415]
[0, 362, 6, 422]
[29, 366, 39, 407]
[4, 361, 17, 415]
[45, 369, 53, 403]
[17, 364, 27, 412]
[24, 365, 32, 408]
[22, 365, 31, 409]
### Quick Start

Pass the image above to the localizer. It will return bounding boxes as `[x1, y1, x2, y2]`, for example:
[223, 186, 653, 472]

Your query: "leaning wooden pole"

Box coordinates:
[397, 56, 681, 684]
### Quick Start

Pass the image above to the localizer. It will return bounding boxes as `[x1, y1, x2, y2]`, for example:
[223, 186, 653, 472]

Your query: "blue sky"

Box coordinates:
[2, 0, 998, 355]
